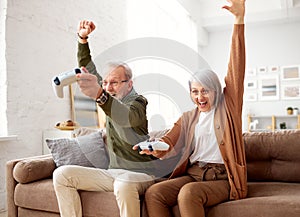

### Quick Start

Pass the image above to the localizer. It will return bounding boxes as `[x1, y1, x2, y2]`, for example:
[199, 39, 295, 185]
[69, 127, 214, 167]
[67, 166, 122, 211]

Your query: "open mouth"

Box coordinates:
[198, 101, 208, 108]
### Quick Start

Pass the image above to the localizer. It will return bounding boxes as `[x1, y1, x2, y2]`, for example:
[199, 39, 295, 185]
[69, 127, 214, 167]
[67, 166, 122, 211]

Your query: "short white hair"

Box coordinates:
[104, 61, 132, 80]
[188, 69, 222, 107]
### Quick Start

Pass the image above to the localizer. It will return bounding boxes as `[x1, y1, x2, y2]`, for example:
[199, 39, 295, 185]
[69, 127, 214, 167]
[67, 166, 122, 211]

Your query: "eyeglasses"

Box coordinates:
[101, 80, 128, 87]
[190, 89, 210, 97]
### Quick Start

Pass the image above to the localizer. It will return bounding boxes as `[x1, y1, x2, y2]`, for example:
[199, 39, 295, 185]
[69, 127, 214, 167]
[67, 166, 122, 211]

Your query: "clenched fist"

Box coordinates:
[77, 20, 96, 40]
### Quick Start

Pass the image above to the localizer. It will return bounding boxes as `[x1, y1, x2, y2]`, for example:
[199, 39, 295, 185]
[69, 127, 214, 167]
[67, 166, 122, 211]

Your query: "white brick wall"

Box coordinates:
[0, 0, 8, 137]
[0, 0, 127, 211]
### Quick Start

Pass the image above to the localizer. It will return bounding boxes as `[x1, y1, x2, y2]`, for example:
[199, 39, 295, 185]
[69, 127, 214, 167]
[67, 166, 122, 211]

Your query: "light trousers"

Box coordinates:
[53, 165, 155, 217]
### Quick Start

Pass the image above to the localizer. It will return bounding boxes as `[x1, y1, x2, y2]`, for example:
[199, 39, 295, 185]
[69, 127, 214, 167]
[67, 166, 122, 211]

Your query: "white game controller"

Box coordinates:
[137, 140, 169, 152]
[52, 68, 82, 98]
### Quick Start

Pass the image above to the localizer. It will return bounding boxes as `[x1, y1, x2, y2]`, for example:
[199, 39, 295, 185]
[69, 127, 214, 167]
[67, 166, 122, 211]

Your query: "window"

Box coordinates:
[127, 0, 198, 131]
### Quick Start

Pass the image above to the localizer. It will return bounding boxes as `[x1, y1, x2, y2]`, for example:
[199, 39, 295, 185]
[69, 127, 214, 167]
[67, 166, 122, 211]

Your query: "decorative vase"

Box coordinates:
[287, 107, 293, 115]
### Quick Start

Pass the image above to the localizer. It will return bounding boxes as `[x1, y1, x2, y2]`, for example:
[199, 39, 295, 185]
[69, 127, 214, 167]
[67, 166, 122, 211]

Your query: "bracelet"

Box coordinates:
[77, 33, 88, 40]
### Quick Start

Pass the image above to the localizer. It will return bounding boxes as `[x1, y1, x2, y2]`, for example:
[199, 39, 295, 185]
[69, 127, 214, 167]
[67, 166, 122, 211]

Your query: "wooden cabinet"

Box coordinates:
[247, 115, 300, 132]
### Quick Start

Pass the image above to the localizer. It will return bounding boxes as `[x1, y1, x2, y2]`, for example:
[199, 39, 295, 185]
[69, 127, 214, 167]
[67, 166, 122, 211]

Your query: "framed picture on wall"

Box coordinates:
[244, 92, 257, 102]
[281, 84, 300, 100]
[257, 66, 267, 74]
[281, 65, 300, 80]
[245, 80, 257, 89]
[258, 75, 279, 101]
[246, 68, 256, 76]
[268, 66, 280, 73]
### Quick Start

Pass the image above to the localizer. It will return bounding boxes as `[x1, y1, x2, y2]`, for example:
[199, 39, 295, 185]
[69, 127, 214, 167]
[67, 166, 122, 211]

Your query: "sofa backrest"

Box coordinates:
[243, 130, 300, 182]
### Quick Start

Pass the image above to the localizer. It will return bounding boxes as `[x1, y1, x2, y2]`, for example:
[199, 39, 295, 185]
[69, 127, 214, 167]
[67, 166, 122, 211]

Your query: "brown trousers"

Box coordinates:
[145, 163, 230, 217]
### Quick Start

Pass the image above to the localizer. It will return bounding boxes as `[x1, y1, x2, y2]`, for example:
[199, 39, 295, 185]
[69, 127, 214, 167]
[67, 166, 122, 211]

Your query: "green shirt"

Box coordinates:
[77, 43, 157, 174]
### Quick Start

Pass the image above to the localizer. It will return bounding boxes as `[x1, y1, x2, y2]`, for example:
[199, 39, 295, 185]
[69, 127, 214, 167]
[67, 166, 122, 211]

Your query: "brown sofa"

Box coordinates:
[6, 130, 300, 217]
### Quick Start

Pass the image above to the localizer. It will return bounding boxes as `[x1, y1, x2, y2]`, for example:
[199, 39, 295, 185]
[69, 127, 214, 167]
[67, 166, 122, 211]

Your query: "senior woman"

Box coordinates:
[135, 0, 247, 216]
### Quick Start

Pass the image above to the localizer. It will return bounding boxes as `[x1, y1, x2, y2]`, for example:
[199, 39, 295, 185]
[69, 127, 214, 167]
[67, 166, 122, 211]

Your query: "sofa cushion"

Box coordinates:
[14, 179, 120, 217]
[73, 127, 102, 137]
[13, 156, 56, 184]
[18, 208, 60, 217]
[244, 130, 300, 182]
[46, 130, 109, 169]
[14, 179, 59, 213]
[207, 182, 300, 217]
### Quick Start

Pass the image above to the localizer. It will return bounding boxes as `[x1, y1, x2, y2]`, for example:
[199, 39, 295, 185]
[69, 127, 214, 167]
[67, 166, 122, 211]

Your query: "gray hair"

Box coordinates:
[104, 61, 132, 80]
[188, 69, 222, 107]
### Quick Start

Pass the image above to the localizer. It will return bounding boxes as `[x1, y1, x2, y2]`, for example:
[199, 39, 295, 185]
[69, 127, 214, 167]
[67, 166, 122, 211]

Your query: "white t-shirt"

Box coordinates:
[189, 108, 224, 164]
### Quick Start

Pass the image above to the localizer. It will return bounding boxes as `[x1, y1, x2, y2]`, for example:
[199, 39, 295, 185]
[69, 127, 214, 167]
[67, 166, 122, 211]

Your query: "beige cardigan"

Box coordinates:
[158, 25, 247, 200]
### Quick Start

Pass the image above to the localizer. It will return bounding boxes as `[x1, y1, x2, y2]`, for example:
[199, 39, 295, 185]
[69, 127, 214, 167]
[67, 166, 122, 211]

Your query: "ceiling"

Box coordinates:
[177, 0, 300, 31]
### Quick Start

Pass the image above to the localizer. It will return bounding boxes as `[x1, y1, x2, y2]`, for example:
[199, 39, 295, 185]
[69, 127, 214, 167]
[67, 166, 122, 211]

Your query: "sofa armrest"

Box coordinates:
[6, 154, 56, 217]
[13, 154, 56, 183]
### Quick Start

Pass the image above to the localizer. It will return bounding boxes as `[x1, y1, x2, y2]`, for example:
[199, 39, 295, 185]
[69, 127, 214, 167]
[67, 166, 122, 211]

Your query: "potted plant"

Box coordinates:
[287, 107, 293, 115]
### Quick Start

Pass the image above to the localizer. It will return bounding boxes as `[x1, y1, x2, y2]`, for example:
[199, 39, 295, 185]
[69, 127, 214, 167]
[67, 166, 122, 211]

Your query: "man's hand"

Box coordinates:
[77, 20, 96, 42]
[222, 0, 245, 24]
[76, 67, 102, 100]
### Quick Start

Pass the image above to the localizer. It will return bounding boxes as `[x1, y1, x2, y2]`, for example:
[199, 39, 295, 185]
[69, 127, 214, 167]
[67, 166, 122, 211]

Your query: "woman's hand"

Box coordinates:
[132, 141, 168, 159]
[132, 145, 155, 155]
[222, 0, 245, 24]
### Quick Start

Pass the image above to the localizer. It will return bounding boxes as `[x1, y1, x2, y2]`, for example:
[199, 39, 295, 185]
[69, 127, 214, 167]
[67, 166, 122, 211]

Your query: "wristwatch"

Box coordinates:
[96, 90, 108, 105]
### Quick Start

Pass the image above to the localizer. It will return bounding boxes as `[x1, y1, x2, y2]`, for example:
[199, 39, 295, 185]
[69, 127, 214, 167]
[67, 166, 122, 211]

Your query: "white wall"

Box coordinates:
[0, 0, 127, 211]
[1, 0, 300, 212]
[0, 0, 8, 137]
[200, 21, 300, 131]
